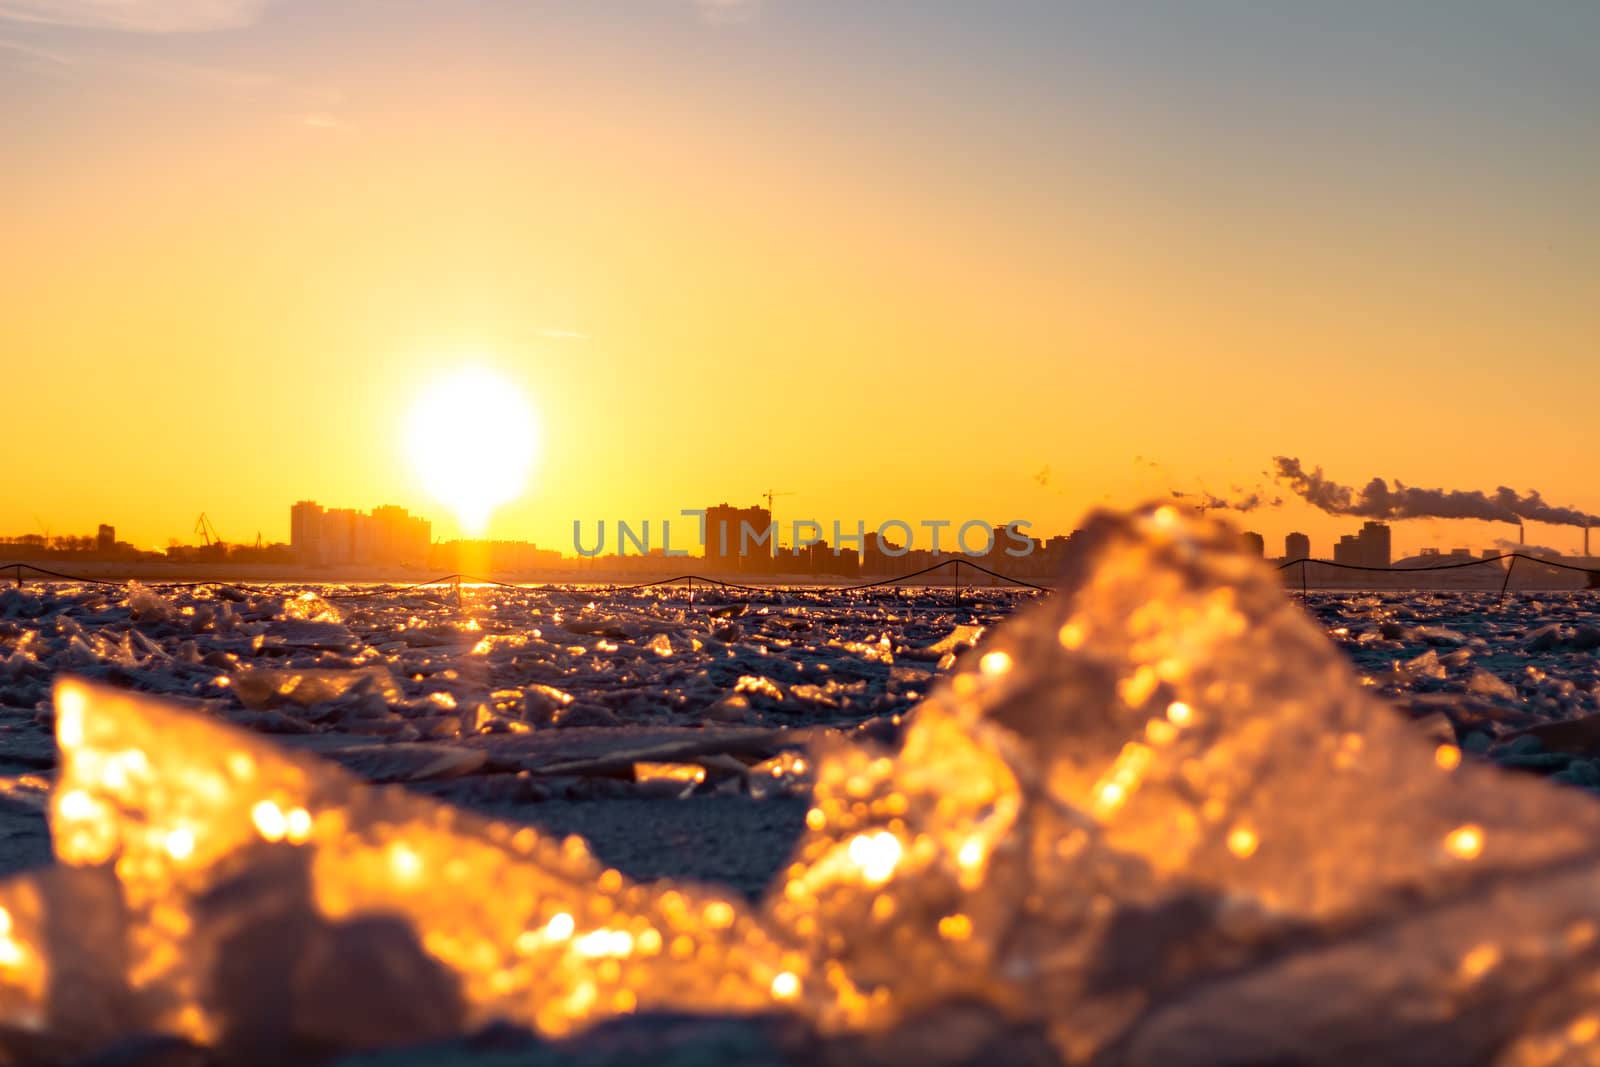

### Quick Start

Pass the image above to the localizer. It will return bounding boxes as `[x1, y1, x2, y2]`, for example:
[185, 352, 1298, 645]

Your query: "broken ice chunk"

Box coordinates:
[1401, 648, 1448, 681]
[8, 678, 830, 1059]
[1469, 669, 1518, 701]
[124, 582, 176, 624]
[283, 592, 343, 624]
[230, 666, 402, 711]
[769, 505, 1600, 1061]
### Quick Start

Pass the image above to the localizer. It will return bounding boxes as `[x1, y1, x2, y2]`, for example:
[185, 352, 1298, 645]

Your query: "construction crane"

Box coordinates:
[194, 513, 224, 548]
[762, 490, 794, 553]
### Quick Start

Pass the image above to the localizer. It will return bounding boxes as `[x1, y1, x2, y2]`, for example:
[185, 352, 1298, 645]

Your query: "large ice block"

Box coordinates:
[770, 504, 1600, 1063]
[0, 681, 827, 1062]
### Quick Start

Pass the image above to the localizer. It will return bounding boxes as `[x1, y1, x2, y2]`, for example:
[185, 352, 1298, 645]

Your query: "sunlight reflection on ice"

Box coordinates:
[6, 506, 1600, 1064]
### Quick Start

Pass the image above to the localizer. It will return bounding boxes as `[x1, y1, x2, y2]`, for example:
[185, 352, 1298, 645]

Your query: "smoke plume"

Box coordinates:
[1491, 538, 1565, 559]
[1272, 457, 1600, 528]
[1170, 488, 1282, 513]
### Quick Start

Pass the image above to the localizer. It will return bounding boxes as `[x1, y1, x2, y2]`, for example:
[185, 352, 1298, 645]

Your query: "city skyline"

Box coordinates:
[5, 500, 1594, 574]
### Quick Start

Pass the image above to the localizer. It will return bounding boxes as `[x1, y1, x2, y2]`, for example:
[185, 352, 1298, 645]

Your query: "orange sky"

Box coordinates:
[3, 2, 1596, 559]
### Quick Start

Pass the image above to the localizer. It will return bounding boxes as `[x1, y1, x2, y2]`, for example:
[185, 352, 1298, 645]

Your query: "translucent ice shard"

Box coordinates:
[769, 505, 1600, 1062]
[229, 665, 402, 710]
[124, 582, 177, 624]
[0, 679, 830, 1062]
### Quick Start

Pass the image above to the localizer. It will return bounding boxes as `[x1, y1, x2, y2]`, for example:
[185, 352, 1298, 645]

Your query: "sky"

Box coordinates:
[3, 0, 1597, 559]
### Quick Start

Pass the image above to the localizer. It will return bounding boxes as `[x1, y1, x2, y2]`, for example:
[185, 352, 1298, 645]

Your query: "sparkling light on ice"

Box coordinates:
[4, 506, 1600, 1064]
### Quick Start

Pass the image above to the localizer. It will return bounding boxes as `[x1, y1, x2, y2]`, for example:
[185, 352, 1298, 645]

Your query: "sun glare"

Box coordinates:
[405, 367, 539, 535]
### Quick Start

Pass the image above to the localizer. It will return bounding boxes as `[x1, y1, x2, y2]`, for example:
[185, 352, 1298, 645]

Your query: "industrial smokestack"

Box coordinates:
[1520, 523, 1525, 546]
[1586, 524, 1590, 557]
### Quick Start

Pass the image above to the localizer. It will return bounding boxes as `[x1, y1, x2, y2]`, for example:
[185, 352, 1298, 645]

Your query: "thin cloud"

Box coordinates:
[2, 32, 346, 120]
[0, 0, 274, 33]
[295, 112, 356, 132]
[694, 0, 761, 26]
[114, 53, 272, 89]
[1, 39, 277, 91]
[0, 34, 74, 64]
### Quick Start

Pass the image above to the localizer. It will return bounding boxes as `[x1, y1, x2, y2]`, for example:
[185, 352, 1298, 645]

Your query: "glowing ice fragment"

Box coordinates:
[11, 677, 838, 1057]
[1445, 823, 1485, 860]
[979, 651, 1011, 676]
[164, 828, 194, 862]
[847, 832, 902, 886]
[252, 800, 287, 842]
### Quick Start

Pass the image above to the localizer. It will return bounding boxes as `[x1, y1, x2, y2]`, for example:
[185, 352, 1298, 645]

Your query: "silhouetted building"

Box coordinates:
[1358, 521, 1392, 568]
[0, 527, 155, 562]
[1039, 531, 1085, 575]
[290, 501, 325, 563]
[1285, 532, 1310, 562]
[370, 505, 432, 563]
[322, 508, 357, 564]
[959, 521, 1038, 584]
[290, 501, 431, 566]
[1329, 522, 1391, 569]
[862, 530, 906, 576]
[704, 503, 772, 572]
[793, 540, 859, 576]
[1241, 531, 1265, 557]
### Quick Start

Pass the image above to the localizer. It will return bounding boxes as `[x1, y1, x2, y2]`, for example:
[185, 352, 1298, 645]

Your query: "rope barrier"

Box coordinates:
[323, 576, 474, 600]
[0, 558, 1048, 597]
[599, 573, 774, 594]
[600, 558, 1049, 594]
[1276, 552, 1600, 577]
[6, 550, 1592, 602]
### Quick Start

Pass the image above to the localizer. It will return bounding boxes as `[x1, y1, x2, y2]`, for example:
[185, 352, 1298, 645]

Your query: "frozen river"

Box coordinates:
[4, 533, 1600, 1065]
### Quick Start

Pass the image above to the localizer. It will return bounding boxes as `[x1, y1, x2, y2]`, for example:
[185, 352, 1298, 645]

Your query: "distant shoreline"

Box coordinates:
[3, 558, 1594, 592]
[0, 559, 990, 588]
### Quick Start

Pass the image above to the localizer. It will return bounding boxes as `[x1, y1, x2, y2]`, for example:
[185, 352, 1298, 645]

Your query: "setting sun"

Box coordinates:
[405, 367, 539, 536]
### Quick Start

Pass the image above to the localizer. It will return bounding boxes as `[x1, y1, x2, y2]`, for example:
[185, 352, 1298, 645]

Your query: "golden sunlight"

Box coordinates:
[405, 366, 540, 535]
